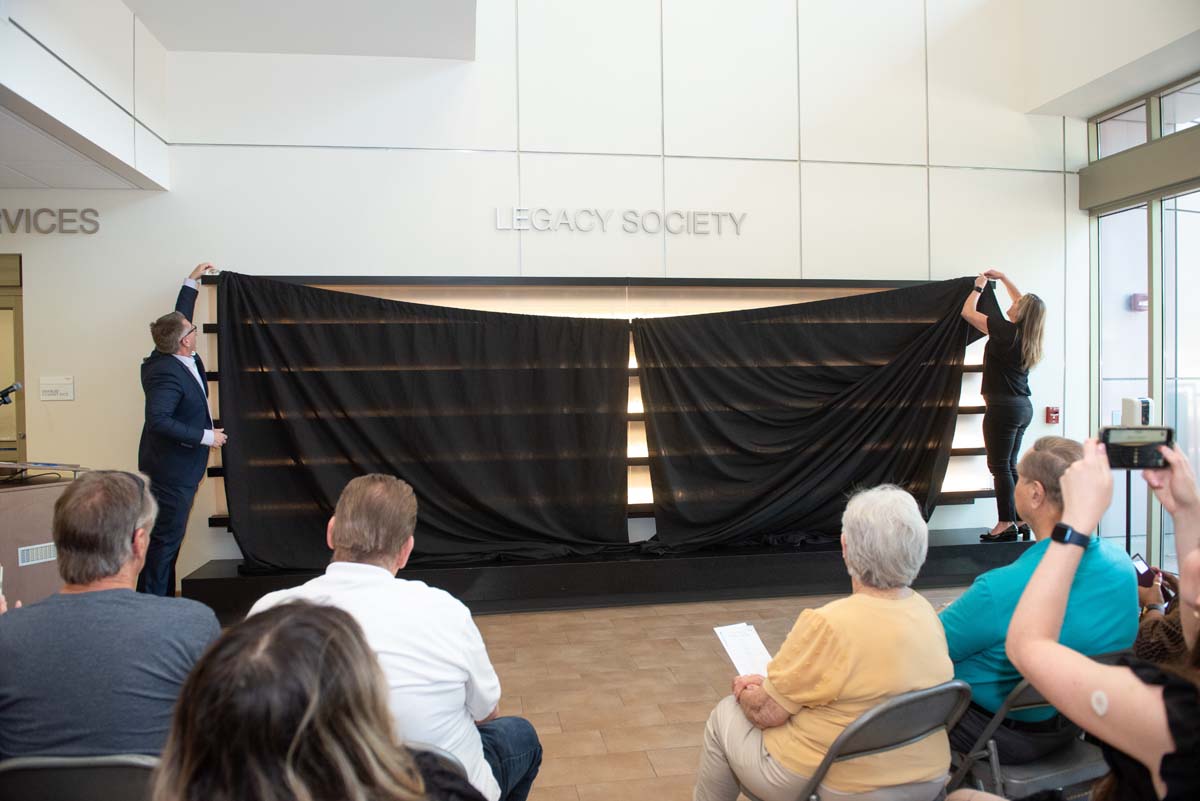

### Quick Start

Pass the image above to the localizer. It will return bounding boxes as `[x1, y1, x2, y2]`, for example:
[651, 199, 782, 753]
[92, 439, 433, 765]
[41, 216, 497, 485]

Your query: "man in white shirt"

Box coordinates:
[248, 475, 541, 801]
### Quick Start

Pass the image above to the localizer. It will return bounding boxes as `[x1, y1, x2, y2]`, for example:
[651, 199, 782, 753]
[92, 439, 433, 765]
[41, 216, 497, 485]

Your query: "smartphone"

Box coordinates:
[1100, 426, 1174, 469]
[1131, 553, 1176, 602]
[1131, 553, 1155, 587]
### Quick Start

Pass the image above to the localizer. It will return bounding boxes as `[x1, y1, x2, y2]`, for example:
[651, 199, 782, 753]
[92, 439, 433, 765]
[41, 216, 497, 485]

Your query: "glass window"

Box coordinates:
[1162, 188, 1200, 573]
[1162, 79, 1200, 138]
[1097, 104, 1147, 159]
[1098, 205, 1148, 550]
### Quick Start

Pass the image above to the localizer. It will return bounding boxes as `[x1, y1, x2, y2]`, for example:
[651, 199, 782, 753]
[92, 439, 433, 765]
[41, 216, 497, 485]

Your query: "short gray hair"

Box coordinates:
[331, 474, 418, 563]
[841, 485, 928, 590]
[150, 311, 188, 354]
[54, 471, 158, 584]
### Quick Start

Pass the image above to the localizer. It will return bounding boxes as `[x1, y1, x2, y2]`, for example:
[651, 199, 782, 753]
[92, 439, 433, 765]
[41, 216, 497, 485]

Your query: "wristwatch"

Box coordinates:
[1143, 603, 1167, 615]
[1050, 522, 1091, 548]
[973, 286, 984, 293]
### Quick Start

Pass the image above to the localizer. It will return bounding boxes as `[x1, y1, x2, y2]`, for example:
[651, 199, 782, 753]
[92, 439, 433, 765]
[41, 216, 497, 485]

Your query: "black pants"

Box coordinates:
[137, 481, 197, 596]
[982, 396, 1033, 522]
[949, 702, 1081, 765]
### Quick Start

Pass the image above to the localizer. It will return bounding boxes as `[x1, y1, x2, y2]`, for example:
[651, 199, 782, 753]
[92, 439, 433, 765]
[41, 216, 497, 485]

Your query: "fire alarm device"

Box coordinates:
[1046, 407, 1060, 424]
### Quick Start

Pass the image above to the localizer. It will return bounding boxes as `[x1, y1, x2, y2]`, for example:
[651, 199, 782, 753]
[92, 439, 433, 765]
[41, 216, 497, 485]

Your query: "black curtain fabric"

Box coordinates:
[632, 277, 990, 550]
[217, 273, 630, 569]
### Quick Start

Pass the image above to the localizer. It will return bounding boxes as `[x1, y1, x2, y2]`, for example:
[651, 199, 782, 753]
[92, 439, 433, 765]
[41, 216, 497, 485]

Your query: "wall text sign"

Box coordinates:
[1, 208, 100, 235]
[495, 208, 746, 236]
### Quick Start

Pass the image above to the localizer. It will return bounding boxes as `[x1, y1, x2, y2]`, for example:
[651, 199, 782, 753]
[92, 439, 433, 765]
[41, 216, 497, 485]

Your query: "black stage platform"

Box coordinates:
[182, 528, 1030, 623]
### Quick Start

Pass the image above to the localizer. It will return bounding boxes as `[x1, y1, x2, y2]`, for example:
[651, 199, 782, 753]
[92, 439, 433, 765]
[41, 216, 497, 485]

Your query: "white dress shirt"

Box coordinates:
[174, 278, 215, 447]
[248, 562, 503, 801]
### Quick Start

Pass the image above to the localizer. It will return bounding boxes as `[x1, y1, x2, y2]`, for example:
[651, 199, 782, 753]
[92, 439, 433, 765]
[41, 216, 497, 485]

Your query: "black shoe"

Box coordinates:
[1017, 523, 1032, 541]
[980, 524, 1019, 543]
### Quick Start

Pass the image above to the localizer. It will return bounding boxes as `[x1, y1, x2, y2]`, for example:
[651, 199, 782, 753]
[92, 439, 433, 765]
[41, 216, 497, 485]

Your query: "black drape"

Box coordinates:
[217, 273, 630, 569]
[632, 277, 989, 550]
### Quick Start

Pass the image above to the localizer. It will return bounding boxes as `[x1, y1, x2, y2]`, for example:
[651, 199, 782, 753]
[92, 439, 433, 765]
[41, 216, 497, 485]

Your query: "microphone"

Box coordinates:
[0, 382, 21, 405]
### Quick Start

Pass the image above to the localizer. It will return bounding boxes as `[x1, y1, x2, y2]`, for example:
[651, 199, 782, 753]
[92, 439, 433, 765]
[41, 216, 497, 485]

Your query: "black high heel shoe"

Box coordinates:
[1017, 523, 1032, 541]
[980, 524, 1019, 543]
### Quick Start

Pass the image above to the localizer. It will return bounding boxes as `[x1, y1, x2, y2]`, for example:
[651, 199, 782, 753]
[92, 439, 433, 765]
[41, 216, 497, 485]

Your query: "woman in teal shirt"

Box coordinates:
[939, 436, 1138, 763]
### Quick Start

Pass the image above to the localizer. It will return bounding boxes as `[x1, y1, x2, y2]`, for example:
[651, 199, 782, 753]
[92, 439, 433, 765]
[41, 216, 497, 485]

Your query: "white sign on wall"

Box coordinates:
[495, 207, 747, 236]
[39, 376, 75, 401]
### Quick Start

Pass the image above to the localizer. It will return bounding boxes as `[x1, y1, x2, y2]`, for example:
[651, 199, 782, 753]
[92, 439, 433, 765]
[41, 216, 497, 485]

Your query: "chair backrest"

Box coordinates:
[797, 680, 972, 800]
[995, 649, 1130, 718]
[0, 754, 159, 801]
[406, 740, 468, 780]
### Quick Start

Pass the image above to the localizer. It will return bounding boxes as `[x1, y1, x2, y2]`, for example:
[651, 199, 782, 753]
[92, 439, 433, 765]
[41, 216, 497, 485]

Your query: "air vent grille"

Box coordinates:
[17, 542, 57, 566]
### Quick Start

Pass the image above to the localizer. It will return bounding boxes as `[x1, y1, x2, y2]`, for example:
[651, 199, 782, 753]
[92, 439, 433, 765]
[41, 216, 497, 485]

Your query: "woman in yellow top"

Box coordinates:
[694, 486, 953, 801]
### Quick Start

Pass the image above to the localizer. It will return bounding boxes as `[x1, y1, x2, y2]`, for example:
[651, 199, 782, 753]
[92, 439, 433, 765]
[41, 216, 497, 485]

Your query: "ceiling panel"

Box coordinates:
[0, 106, 135, 189]
[124, 0, 477, 59]
[0, 163, 47, 189]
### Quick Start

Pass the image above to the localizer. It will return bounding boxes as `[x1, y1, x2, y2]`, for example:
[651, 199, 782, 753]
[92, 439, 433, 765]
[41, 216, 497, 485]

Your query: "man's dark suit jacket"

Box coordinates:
[137, 284, 210, 489]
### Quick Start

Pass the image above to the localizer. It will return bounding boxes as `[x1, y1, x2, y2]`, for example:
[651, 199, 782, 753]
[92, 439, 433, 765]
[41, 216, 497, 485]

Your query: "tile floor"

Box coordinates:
[477, 587, 966, 801]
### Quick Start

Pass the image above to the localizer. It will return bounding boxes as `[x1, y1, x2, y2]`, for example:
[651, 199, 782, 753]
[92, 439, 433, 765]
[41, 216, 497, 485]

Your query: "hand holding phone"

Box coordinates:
[1143, 443, 1200, 517]
[1101, 427, 1174, 469]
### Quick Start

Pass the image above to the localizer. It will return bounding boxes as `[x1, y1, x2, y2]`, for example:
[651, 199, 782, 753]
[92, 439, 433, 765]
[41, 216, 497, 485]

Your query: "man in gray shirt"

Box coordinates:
[0, 470, 219, 759]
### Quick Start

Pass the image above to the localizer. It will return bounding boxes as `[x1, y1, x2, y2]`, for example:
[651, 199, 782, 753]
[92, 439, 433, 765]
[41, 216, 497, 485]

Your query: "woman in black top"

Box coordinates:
[948, 440, 1200, 801]
[960, 270, 1046, 542]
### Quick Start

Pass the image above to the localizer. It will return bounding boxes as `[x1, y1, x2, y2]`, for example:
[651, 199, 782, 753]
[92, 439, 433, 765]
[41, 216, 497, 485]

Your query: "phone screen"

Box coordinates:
[1131, 554, 1154, 587]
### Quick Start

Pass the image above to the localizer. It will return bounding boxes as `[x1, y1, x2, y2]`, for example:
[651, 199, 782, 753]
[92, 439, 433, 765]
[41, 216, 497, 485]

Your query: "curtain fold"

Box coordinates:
[632, 277, 990, 551]
[217, 273, 630, 569]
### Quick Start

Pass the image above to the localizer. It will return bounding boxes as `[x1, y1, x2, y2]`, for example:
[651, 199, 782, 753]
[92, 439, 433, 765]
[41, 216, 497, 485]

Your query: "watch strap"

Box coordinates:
[973, 286, 984, 293]
[1050, 522, 1091, 548]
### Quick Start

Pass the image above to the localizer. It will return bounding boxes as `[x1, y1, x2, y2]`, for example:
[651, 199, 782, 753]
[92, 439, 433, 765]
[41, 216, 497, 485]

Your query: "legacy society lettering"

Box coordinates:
[495, 208, 746, 236]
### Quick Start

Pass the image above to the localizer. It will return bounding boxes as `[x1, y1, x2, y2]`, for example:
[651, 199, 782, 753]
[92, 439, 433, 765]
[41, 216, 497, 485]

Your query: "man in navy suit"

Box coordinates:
[137, 263, 227, 595]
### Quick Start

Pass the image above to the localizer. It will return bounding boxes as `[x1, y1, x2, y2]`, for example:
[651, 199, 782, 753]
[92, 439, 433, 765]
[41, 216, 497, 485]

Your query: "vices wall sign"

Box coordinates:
[0, 208, 100, 235]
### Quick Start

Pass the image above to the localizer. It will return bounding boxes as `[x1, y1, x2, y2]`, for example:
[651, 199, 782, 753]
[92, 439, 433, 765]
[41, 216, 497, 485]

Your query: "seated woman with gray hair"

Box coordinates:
[694, 485, 953, 801]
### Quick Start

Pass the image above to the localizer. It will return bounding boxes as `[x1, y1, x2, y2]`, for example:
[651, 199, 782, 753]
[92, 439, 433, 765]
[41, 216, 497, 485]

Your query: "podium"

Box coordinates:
[0, 464, 86, 606]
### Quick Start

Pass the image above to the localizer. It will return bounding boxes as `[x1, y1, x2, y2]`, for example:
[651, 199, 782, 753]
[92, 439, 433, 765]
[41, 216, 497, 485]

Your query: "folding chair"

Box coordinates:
[0, 754, 159, 801]
[947, 651, 1129, 798]
[742, 679, 972, 801]
[407, 740, 469, 780]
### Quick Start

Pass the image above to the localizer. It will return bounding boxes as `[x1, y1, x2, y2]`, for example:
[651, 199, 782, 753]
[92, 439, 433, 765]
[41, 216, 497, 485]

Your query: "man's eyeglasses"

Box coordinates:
[181, 325, 197, 342]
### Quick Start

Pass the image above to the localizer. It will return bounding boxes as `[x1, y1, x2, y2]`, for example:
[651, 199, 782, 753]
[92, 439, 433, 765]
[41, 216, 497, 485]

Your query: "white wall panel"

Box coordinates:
[798, 0, 926, 165]
[135, 122, 169, 189]
[167, 0, 516, 150]
[162, 147, 520, 276]
[0, 20, 135, 166]
[518, 0, 661, 155]
[927, 0, 1063, 171]
[8, 0, 134, 111]
[1065, 117, 1088, 173]
[518, 153, 664, 277]
[1063, 174, 1090, 441]
[664, 158, 799, 278]
[929, 168, 1063, 280]
[930, 167, 1066, 448]
[663, 0, 797, 159]
[800, 162, 928, 280]
[134, 18, 168, 138]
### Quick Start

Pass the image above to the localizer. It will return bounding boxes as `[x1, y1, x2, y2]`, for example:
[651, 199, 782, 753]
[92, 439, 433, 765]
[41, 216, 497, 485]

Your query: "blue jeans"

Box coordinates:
[478, 717, 542, 801]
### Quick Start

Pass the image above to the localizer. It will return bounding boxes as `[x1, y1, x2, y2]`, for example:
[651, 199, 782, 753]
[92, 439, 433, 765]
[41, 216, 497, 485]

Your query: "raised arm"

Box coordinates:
[1006, 441, 1175, 785]
[1143, 444, 1200, 649]
[984, 269, 1021, 304]
[960, 274, 990, 335]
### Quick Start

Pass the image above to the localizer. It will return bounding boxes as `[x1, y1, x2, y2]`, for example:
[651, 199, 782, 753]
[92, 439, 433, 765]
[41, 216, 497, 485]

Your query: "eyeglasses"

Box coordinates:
[181, 325, 198, 342]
